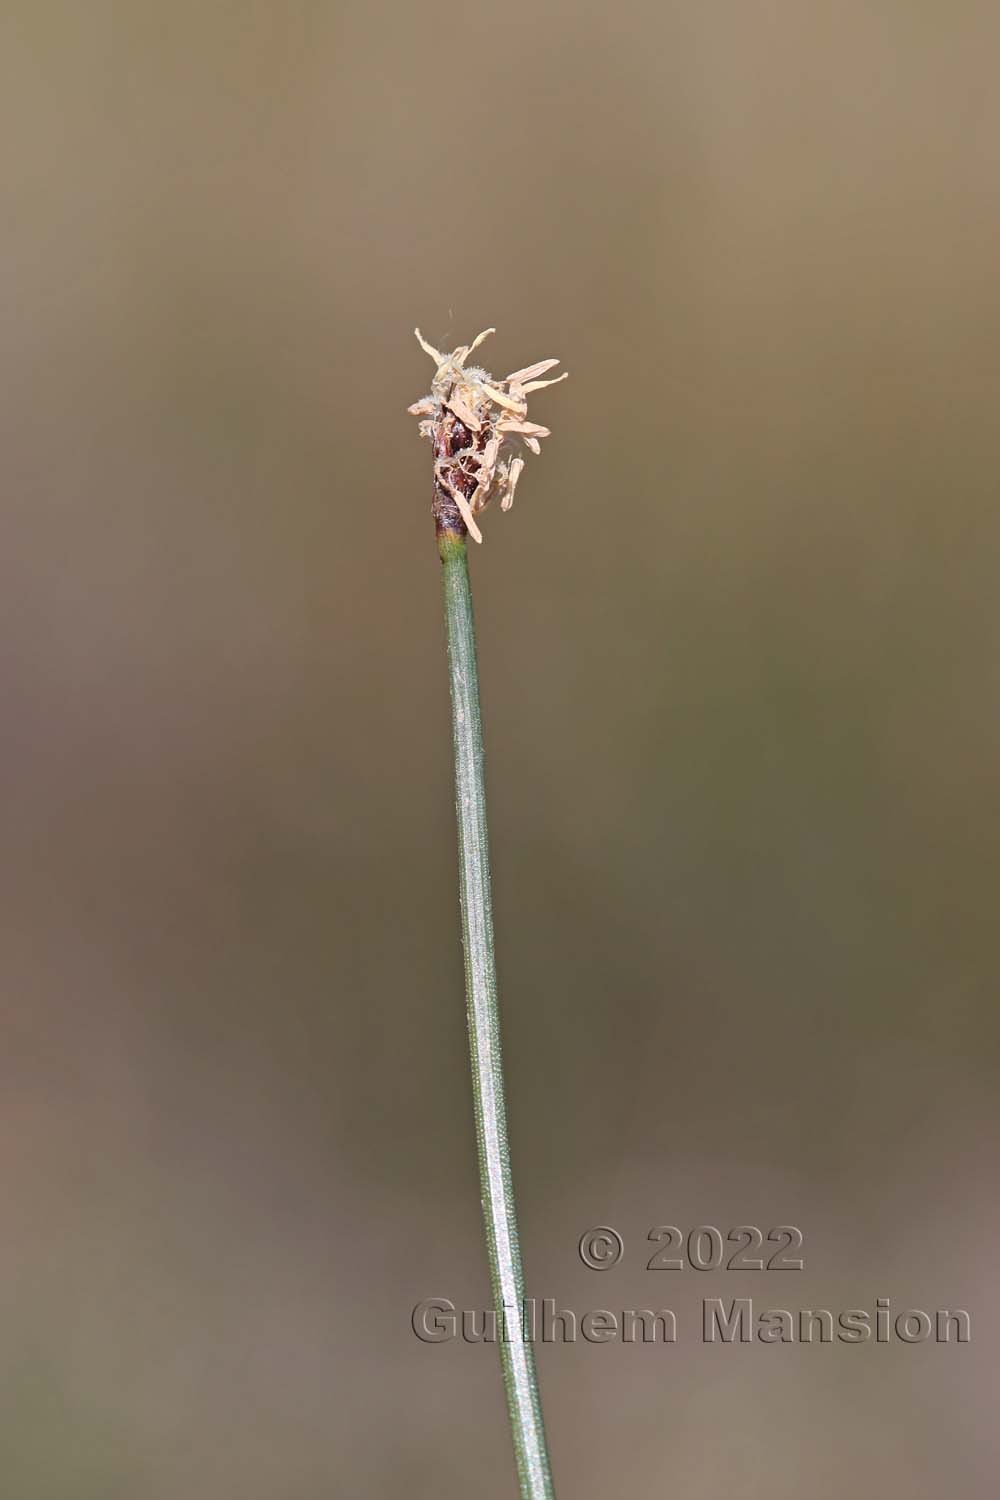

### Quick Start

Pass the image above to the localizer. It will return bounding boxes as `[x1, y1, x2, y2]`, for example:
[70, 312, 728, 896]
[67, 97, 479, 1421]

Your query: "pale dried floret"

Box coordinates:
[409, 326, 567, 541]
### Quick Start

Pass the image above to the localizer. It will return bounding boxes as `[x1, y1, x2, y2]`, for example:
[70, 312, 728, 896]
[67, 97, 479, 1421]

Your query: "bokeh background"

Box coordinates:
[3, 3, 998, 1495]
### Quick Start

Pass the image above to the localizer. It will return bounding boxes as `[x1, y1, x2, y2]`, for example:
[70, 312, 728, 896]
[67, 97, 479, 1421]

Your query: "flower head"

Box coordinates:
[408, 327, 567, 543]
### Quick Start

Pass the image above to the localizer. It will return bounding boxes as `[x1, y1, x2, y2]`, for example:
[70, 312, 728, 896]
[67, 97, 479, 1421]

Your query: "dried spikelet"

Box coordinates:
[408, 327, 567, 542]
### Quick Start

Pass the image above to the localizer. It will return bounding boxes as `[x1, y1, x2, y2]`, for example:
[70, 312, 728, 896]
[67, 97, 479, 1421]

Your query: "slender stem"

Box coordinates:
[438, 529, 556, 1499]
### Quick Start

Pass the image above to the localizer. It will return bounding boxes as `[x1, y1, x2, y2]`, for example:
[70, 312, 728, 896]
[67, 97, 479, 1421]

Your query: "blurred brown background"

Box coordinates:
[2, 3, 998, 1496]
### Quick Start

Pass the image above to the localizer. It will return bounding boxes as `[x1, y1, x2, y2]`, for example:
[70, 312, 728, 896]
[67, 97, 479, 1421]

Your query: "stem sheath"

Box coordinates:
[439, 531, 555, 1499]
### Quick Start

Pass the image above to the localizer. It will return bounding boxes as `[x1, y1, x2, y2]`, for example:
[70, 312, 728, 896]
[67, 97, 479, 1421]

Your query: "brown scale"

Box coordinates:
[432, 415, 487, 539]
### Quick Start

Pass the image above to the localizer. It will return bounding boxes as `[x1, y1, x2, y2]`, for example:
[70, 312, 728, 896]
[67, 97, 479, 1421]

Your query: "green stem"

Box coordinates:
[438, 530, 556, 1499]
